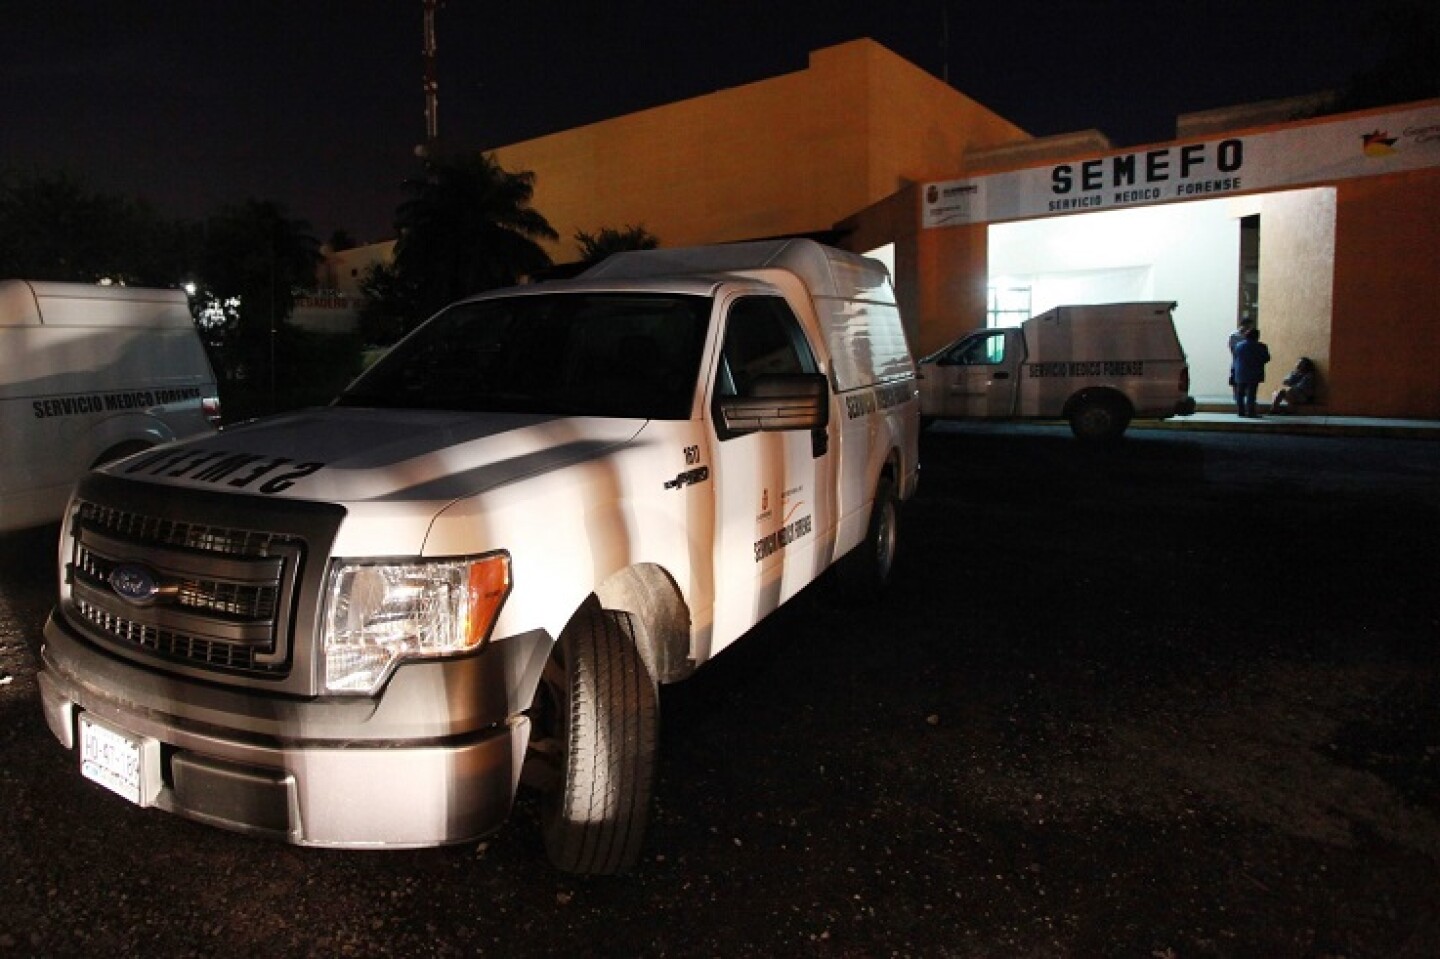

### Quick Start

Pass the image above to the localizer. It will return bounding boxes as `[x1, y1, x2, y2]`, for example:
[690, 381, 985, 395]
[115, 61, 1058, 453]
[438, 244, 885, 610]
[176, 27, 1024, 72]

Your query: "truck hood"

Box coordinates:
[103, 407, 646, 505]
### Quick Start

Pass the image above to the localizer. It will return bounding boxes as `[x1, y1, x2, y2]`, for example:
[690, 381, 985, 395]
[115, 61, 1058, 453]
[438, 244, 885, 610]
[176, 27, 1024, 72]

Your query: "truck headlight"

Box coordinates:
[321, 553, 511, 694]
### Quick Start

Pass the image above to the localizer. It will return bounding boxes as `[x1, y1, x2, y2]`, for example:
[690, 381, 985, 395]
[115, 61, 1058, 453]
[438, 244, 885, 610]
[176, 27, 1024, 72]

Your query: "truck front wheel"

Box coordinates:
[1068, 397, 1131, 442]
[535, 601, 658, 875]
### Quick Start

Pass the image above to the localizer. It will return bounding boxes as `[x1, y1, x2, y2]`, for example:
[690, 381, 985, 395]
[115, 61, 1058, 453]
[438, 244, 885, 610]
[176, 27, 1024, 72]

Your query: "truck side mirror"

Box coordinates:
[716, 373, 829, 438]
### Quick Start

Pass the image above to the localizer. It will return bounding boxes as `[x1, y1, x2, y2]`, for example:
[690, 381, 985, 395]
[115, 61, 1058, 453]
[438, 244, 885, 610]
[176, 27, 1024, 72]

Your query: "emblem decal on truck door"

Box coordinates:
[752, 511, 813, 562]
[664, 466, 709, 490]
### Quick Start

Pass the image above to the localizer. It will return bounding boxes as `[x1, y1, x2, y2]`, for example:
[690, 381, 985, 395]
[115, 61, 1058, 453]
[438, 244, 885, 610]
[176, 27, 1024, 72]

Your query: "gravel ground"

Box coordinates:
[1, 424, 1437, 958]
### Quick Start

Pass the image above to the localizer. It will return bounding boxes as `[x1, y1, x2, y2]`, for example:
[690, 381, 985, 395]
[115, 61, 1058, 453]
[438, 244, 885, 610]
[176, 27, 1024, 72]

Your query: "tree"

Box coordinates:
[0, 170, 355, 420]
[325, 229, 357, 253]
[356, 260, 422, 344]
[191, 199, 322, 415]
[0, 170, 194, 286]
[574, 223, 660, 265]
[391, 152, 557, 322]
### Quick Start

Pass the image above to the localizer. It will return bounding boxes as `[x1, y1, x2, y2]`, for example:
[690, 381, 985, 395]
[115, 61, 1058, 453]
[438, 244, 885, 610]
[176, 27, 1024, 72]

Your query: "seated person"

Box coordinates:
[1271, 357, 1317, 413]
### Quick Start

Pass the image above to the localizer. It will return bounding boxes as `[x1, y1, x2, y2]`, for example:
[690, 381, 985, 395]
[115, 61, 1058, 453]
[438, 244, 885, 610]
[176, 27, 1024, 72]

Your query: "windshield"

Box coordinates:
[337, 292, 712, 419]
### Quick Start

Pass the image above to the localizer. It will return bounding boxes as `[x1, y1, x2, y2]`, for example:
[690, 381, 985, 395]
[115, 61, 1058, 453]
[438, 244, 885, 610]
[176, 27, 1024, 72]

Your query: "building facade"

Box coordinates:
[485, 39, 1439, 417]
[493, 40, 1030, 256]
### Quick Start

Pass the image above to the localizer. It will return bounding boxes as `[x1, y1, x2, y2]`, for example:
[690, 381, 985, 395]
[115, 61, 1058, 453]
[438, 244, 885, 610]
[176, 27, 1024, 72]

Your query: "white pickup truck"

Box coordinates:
[918, 301, 1196, 441]
[37, 239, 920, 874]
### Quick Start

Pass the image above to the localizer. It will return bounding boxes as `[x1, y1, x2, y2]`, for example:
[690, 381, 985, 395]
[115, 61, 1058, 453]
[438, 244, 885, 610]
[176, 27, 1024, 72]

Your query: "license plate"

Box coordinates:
[79, 714, 160, 807]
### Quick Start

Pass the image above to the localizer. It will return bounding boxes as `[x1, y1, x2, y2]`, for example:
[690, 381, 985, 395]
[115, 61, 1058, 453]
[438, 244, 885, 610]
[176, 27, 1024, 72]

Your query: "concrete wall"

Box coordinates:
[884, 110, 1440, 417]
[475, 41, 1438, 419]
[302, 240, 396, 337]
[1254, 189, 1335, 406]
[492, 40, 1029, 263]
[1330, 168, 1440, 417]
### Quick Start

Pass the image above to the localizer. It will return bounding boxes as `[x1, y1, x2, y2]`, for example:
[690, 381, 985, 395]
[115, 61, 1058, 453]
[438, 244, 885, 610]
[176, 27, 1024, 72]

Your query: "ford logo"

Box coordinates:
[109, 563, 162, 605]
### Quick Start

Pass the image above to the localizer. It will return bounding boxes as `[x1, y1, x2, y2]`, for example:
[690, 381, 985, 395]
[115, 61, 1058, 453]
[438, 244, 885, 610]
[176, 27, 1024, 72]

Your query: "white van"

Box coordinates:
[0, 281, 220, 533]
[918, 301, 1195, 441]
[37, 240, 919, 874]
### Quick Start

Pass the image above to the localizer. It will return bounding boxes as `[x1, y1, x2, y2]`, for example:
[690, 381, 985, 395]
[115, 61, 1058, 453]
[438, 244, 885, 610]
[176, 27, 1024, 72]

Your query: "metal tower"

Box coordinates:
[422, 0, 440, 146]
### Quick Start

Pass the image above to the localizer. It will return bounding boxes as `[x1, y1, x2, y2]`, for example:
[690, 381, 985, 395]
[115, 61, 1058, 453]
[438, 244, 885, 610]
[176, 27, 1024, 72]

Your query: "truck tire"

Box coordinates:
[833, 474, 898, 602]
[537, 601, 658, 875]
[1068, 397, 1131, 442]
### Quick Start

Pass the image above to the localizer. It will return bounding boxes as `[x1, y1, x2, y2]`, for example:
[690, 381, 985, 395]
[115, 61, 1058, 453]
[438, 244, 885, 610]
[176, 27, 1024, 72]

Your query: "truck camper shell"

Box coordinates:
[581, 238, 896, 304]
[585, 240, 913, 393]
[1023, 301, 1184, 364]
[0, 280, 202, 329]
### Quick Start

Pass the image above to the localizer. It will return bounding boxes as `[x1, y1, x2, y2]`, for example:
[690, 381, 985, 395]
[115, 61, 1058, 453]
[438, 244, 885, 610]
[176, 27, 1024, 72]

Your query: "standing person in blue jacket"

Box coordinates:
[1231, 326, 1271, 418]
[1227, 318, 1255, 407]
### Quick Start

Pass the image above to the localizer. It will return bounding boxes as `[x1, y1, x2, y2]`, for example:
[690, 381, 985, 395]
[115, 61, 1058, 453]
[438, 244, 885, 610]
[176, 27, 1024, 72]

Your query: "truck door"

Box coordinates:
[707, 294, 831, 654]
[929, 329, 1020, 417]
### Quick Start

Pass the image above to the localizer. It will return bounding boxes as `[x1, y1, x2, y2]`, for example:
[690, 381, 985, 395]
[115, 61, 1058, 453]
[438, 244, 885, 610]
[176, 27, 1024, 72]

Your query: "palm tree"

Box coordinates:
[0, 170, 193, 286]
[575, 223, 660, 265]
[393, 152, 557, 320]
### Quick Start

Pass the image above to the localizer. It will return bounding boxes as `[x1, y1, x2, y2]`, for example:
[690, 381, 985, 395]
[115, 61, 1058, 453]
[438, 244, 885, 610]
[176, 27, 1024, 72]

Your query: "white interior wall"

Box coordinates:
[988, 199, 1266, 399]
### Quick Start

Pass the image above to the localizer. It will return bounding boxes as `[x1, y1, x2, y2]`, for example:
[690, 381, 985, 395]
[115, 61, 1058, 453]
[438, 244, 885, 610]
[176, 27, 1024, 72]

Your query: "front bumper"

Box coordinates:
[38, 611, 551, 849]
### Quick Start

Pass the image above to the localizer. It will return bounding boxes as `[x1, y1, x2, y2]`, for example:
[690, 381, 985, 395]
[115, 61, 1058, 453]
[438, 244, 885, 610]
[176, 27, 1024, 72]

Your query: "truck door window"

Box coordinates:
[716, 296, 818, 397]
[951, 331, 1006, 365]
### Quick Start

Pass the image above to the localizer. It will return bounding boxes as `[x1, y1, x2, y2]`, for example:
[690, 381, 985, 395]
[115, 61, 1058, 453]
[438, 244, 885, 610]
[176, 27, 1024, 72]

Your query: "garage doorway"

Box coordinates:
[986, 188, 1335, 402]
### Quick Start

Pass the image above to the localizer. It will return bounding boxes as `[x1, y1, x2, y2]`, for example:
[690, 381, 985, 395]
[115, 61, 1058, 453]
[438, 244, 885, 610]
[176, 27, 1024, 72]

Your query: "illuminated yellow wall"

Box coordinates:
[492, 40, 1029, 263]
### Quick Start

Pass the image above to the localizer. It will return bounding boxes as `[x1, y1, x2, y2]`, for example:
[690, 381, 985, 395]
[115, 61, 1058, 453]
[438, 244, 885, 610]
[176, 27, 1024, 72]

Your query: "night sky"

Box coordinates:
[3, 1, 1381, 244]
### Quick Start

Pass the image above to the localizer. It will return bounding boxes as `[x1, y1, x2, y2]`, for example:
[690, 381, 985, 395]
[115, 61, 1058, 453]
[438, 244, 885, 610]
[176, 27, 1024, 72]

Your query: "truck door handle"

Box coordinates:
[993, 371, 1010, 380]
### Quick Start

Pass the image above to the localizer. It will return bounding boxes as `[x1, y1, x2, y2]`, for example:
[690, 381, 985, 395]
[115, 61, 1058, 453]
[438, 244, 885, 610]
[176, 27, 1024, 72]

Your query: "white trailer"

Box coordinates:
[0, 281, 219, 533]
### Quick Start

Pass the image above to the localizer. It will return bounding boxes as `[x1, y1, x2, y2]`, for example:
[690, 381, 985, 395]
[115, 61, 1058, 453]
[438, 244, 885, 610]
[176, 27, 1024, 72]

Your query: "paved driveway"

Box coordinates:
[2, 424, 1437, 957]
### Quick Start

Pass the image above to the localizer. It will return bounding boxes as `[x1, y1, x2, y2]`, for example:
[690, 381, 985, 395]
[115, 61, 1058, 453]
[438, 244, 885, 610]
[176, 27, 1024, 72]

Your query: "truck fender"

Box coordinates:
[87, 412, 178, 467]
[595, 564, 694, 684]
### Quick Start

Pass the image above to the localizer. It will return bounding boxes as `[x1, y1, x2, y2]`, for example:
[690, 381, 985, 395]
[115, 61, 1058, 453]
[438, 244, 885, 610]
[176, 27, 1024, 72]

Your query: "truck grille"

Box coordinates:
[78, 501, 290, 557]
[67, 500, 304, 677]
